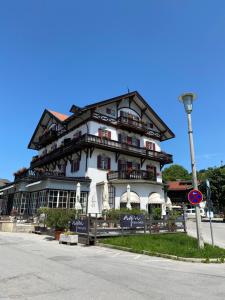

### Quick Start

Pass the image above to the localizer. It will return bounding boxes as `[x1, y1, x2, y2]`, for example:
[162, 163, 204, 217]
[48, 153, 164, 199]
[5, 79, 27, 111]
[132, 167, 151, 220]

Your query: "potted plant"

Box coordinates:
[45, 208, 77, 240]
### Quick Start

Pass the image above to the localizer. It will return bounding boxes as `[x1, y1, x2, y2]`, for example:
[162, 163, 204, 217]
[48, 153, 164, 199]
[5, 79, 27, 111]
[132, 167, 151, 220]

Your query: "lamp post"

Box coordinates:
[179, 92, 204, 248]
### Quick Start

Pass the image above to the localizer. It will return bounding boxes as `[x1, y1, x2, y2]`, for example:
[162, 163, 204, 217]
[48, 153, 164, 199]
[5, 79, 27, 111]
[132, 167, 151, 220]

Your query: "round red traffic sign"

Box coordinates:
[188, 189, 203, 205]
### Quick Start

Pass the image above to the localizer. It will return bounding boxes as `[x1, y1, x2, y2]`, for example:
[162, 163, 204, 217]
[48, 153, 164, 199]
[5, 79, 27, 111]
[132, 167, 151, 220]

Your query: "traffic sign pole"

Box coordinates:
[187, 113, 204, 248]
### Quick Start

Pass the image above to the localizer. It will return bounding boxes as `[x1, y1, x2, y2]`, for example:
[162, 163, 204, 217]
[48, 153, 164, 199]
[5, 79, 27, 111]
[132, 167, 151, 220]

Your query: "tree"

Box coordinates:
[198, 168, 225, 212]
[162, 164, 191, 182]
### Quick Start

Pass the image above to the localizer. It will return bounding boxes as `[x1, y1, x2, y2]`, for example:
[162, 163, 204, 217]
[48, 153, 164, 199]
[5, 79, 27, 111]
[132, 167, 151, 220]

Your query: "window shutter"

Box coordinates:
[108, 131, 111, 139]
[107, 157, 111, 170]
[127, 136, 132, 145]
[127, 161, 132, 170]
[145, 141, 150, 149]
[97, 155, 102, 169]
[137, 163, 140, 170]
[118, 133, 121, 142]
[98, 128, 102, 138]
[152, 143, 156, 151]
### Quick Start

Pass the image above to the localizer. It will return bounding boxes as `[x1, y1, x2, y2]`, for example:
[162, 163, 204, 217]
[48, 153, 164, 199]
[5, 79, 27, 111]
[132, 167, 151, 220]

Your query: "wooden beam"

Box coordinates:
[115, 152, 120, 163]
[141, 158, 146, 167]
[89, 147, 94, 158]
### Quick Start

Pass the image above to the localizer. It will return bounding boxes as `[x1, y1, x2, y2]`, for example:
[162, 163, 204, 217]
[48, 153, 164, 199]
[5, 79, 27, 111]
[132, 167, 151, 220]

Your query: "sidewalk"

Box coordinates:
[187, 220, 225, 248]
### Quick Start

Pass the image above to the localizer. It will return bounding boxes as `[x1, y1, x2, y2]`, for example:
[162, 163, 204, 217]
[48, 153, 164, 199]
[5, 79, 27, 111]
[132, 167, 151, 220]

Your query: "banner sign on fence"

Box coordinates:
[120, 214, 145, 228]
[70, 218, 88, 233]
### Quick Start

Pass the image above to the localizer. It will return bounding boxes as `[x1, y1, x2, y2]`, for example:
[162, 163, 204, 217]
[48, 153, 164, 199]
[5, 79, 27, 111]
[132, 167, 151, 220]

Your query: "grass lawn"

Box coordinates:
[101, 233, 225, 259]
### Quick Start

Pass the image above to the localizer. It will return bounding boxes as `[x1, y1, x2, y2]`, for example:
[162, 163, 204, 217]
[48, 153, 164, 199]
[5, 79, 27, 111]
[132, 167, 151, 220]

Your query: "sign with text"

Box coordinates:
[120, 214, 145, 228]
[70, 218, 88, 234]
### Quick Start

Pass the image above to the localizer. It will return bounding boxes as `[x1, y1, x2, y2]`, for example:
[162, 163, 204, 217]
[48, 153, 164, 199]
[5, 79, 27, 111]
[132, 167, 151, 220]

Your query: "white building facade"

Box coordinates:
[0, 91, 174, 216]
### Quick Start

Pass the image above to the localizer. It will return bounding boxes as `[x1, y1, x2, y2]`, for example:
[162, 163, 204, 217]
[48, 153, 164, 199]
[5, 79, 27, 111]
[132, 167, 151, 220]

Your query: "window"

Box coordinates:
[73, 131, 82, 139]
[71, 159, 80, 173]
[146, 165, 157, 178]
[37, 190, 48, 208]
[80, 192, 88, 214]
[118, 133, 140, 147]
[97, 155, 111, 170]
[108, 185, 115, 209]
[48, 190, 58, 208]
[48, 190, 68, 208]
[98, 128, 111, 139]
[147, 122, 154, 129]
[145, 141, 155, 151]
[69, 191, 88, 214]
[106, 108, 115, 116]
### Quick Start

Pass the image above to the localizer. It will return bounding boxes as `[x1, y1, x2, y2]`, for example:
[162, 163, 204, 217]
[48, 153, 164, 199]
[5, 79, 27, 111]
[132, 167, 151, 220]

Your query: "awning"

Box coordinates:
[121, 192, 140, 203]
[148, 193, 164, 204]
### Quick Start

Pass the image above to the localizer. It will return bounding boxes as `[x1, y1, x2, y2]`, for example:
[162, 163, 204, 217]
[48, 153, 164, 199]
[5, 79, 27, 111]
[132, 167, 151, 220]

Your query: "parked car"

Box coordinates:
[185, 208, 206, 219]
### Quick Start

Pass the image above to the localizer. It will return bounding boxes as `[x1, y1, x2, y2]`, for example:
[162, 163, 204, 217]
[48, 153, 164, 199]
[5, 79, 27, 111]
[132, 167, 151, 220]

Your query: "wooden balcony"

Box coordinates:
[117, 116, 147, 134]
[14, 169, 65, 182]
[30, 134, 173, 168]
[107, 170, 157, 181]
[92, 112, 161, 139]
[39, 130, 58, 146]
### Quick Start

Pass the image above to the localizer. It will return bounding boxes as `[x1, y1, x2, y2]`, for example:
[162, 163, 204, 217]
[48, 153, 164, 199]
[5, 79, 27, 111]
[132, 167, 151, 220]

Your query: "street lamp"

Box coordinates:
[179, 92, 204, 248]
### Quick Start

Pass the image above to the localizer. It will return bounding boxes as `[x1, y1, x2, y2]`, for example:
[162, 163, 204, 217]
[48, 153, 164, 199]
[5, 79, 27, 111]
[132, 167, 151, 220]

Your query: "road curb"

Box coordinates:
[97, 243, 225, 264]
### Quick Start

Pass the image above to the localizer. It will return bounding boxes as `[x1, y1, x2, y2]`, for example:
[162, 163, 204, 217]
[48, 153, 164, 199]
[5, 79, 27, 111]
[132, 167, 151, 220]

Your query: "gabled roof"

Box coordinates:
[67, 91, 175, 141]
[28, 109, 69, 150]
[167, 181, 193, 191]
[49, 110, 69, 122]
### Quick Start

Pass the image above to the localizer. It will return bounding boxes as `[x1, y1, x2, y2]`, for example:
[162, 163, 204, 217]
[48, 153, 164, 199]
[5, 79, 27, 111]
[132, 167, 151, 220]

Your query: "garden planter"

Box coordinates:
[59, 233, 78, 245]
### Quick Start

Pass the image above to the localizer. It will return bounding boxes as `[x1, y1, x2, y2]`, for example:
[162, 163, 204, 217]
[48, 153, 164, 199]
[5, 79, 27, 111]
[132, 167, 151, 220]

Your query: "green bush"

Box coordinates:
[38, 208, 77, 230]
[105, 208, 146, 220]
[152, 208, 161, 220]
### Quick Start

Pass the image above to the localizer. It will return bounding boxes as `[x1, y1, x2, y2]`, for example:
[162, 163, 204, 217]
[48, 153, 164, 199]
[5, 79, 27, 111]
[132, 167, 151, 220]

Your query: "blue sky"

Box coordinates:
[0, 0, 225, 180]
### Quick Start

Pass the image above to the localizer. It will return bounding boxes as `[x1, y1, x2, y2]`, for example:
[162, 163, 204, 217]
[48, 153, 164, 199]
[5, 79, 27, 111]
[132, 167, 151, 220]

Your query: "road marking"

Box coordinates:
[112, 253, 121, 257]
[133, 255, 141, 260]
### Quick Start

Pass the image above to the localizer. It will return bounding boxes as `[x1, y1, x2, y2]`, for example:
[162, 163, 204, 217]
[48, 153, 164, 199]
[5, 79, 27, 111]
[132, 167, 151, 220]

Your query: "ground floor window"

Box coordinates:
[108, 185, 115, 209]
[12, 192, 29, 215]
[120, 202, 140, 210]
[69, 191, 88, 214]
[48, 190, 68, 208]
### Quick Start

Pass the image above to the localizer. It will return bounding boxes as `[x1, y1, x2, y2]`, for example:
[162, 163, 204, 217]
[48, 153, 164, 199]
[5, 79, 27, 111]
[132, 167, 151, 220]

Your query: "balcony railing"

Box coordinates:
[31, 134, 173, 168]
[15, 169, 65, 181]
[39, 130, 58, 146]
[92, 112, 161, 139]
[107, 170, 157, 181]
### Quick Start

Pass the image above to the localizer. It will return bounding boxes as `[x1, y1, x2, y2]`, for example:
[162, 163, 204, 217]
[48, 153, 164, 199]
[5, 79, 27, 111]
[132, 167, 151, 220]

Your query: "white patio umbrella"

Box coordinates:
[126, 184, 132, 210]
[75, 182, 82, 210]
[102, 181, 110, 211]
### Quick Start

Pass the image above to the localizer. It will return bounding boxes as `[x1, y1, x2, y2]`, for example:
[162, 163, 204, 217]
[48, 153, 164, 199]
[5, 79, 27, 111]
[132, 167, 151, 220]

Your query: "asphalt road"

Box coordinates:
[187, 220, 225, 248]
[1, 232, 225, 299]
